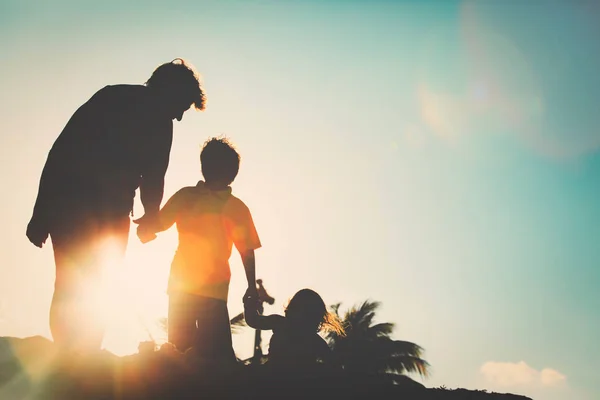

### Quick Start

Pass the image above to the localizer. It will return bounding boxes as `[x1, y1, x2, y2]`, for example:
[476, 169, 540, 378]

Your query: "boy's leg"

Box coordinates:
[168, 292, 199, 353]
[193, 296, 236, 364]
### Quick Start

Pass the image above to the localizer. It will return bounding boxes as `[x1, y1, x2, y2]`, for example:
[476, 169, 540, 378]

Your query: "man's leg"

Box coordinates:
[49, 216, 129, 352]
[84, 216, 129, 350]
[49, 235, 83, 349]
[168, 293, 198, 353]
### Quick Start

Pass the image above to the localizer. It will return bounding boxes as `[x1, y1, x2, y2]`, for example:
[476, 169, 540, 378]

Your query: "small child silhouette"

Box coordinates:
[244, 288, 344, 369]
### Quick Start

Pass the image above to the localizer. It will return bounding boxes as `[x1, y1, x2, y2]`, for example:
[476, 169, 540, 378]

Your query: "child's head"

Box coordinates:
[285, 289, 345, 335]
[200, 137, 240, 188]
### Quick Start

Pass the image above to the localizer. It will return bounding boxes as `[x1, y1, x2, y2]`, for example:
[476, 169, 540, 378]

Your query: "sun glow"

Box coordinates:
[89, 221, 255, 357]
[95, 232, 176, 356]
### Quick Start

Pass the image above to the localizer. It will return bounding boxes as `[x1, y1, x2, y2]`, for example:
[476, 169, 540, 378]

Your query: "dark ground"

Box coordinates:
[0, 336, 532, 400]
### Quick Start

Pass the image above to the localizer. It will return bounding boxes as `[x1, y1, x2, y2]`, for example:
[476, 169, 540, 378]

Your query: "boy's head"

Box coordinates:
[200, 137, 240, 188]
[146, 58, 206, 121]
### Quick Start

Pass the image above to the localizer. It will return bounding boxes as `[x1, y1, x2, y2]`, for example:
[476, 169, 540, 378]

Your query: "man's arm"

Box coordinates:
[31, 157, 56, 221]
[27, 160, 55, 247]
[27, 141, 69, 247]
[139, 122, 173, 219]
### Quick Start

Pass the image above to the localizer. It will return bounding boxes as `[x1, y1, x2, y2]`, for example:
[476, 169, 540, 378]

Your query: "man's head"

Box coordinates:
[146, 58, 206, 121]
[200, 137, 240, 188]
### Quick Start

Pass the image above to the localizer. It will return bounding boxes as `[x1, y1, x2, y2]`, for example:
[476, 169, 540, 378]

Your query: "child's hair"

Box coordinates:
[146, 58, 206, 111]
[200, 137, 240, 187]
[284, 289, 345, 336]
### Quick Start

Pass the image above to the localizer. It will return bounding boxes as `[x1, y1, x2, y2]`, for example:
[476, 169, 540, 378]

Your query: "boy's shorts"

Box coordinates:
[168, 292, 236, 363]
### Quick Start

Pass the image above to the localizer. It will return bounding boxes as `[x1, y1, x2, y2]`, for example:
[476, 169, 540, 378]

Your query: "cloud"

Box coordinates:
[480, 361, 566, 388]
[540, 368, 567, 387]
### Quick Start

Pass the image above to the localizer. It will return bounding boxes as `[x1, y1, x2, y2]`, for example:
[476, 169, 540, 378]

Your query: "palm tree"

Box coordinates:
[326, 300, 429, 385]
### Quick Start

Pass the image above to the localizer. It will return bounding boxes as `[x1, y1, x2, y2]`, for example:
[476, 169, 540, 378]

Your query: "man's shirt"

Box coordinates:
[32, 84, 173, 226]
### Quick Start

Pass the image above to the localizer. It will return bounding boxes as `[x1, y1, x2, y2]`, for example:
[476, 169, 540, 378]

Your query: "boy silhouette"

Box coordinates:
[137, 137, 261, 363]
[26, 59, 206, 352]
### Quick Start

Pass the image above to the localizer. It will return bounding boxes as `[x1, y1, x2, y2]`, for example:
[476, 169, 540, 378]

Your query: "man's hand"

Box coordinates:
[26, 217, 49, 248]
[132, 213, 159, 226]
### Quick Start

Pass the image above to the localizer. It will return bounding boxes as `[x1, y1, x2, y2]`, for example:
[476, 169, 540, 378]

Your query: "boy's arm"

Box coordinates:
[241, 250, 257, 298]
[231, 201, 262, 293]
[134, 189, 183, 243]
[153, 190, 184, 232]
[243, 296, 284, 331]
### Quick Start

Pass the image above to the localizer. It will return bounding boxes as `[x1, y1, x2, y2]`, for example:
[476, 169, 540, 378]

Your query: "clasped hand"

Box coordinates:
[133, 214, 159, 244]
[243, 286, 260, 309]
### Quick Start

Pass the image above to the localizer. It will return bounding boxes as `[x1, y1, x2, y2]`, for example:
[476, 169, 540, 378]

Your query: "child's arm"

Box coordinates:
[243, 295, 284, 331]
[315, 337, 333, 363]
[241, 250, 258, 298]
[153, 192, 181, 232]
[230, 199, 262, 300]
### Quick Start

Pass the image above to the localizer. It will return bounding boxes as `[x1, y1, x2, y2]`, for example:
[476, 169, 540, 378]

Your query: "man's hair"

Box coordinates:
[200, 137, 240, 186]
[146, 58, 206, 111]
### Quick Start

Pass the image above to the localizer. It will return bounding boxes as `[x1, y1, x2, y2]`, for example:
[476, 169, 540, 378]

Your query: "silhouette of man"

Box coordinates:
[26, 59, 206, 352]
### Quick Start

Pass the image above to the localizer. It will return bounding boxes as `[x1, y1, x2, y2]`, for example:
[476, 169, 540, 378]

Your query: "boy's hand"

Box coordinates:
[243, 287, 259, 308]
[133, 214, 159, 244]
[136, 224, 157, 244]
[244, 286, 259, 301]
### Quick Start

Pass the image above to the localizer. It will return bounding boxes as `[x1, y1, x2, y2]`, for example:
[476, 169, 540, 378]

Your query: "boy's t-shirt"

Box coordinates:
[157, 180, 261, 300]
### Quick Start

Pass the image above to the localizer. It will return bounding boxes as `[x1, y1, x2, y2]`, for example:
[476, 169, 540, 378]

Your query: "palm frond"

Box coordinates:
[345, 301, 380, 326]
[378, 372, 426, 388]
[330, 302, 342, 316]
[157, 317, 168, 335]
[367, 322, 395, 338]
[382, 339, 425, 358]
[381, 354, 430, 377]
[342, 301, 381, 340]
[327, 299, 430, 380]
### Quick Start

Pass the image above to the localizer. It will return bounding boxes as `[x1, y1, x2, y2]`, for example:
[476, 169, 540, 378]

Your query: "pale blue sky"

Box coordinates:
[1, 1, 599, 399]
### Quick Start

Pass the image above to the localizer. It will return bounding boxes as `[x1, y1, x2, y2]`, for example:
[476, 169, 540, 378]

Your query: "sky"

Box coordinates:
[1, 0, 599, 399]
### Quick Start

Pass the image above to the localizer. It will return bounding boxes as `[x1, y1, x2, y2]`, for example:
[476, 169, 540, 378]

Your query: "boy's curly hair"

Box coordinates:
[200, 137, 240, 186]
[146, 58, 206, 111]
